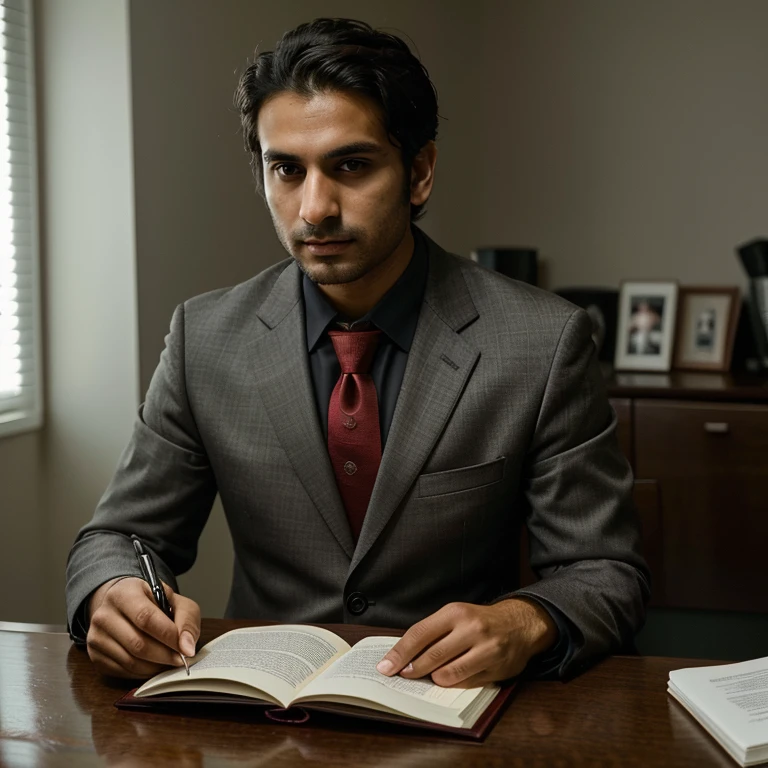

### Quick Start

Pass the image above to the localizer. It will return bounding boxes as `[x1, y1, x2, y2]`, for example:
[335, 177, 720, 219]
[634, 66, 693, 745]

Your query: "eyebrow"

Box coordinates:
[262, 141, 384, 164]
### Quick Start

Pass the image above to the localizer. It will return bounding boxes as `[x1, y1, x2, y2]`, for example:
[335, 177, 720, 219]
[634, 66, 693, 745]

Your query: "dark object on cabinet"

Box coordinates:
[736, 238, 768, 369]
[520, 372, 768, 614]
[473, 247, 538, 286]
[555, 288, 619, 362]
[731, 301, 764, 371]
[736, 238, 768, 277]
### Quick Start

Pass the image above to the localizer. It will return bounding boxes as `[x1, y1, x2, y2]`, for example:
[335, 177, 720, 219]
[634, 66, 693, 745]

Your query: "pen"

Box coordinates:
[131, 534, 190, 676]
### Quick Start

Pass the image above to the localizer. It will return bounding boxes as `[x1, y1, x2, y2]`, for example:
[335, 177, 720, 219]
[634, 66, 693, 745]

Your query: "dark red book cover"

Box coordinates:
[115, 682, 516, 741]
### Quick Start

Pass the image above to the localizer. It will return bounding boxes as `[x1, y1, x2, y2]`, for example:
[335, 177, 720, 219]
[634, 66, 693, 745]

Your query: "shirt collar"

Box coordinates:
[303, 226, 429, 352]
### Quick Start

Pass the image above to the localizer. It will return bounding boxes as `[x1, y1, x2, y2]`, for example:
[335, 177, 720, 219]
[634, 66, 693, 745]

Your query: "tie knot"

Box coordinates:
[328, 329, 381, 374]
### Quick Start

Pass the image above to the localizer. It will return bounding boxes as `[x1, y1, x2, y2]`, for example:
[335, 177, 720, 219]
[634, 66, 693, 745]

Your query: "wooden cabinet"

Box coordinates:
[520, 372, 768, 614]
[632, 398, 768, 612]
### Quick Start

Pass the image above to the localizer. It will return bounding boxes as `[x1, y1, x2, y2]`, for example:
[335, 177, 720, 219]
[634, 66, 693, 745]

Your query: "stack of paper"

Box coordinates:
[668, 657, 768, 766]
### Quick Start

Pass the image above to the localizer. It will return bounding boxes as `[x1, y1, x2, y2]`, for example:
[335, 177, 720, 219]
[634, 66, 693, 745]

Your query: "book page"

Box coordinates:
[669, 656, 768, 752]
[135, 625, 350, 708]
[295, 636, 496, 728]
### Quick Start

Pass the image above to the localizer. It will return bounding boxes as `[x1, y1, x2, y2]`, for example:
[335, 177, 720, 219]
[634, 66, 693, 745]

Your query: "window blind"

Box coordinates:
[0, 0, 41, 436]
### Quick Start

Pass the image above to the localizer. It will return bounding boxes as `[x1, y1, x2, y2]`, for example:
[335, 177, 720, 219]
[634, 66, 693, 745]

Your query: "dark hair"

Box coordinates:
[234, 18, 439, 221]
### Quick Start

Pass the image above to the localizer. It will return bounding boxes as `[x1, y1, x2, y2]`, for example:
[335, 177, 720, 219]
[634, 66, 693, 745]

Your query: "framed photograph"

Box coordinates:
[673, 287, 740, 371]
[614, 281, 678, 371]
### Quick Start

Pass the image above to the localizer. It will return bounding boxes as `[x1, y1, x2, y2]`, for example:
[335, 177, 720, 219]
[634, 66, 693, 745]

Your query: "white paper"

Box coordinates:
[668, 656, 768, 765]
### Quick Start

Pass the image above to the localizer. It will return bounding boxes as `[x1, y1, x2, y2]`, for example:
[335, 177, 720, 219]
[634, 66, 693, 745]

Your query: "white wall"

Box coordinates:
[36, 0, 140, 620]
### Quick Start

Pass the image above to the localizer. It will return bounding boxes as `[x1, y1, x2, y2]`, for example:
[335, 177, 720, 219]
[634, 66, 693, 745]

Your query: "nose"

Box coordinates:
[299, 169, 340, 225]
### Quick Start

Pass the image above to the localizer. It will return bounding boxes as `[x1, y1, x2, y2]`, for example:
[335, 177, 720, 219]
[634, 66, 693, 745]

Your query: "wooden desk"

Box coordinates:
[0, 619, 736, 767]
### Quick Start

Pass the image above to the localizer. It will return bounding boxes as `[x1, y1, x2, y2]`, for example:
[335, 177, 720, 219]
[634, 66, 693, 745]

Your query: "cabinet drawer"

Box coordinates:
[635, 400, 768, 479]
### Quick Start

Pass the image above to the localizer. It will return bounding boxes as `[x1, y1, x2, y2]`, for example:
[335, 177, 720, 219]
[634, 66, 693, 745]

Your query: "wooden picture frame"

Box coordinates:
[672, 286, 740, 371]
[614, 281, 679, 372]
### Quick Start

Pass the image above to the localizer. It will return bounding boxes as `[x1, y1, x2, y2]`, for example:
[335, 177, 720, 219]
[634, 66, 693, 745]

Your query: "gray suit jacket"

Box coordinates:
[66, 232, 649, 676]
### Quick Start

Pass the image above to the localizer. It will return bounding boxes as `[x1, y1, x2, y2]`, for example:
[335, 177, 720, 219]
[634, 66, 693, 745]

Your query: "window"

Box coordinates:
[0, 0, 41, 437]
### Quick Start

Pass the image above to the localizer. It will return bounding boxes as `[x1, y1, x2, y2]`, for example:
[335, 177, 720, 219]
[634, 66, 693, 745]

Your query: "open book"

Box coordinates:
[668, 656, 768, 766]
[116, 625, 508, 737]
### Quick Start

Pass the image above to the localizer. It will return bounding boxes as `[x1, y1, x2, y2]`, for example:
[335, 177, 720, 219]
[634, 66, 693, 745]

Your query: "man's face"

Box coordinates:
[258, 89, 412, 286]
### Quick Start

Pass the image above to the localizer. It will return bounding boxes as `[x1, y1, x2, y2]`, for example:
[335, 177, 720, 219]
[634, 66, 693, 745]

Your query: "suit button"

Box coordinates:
[346, 592, 368, 615]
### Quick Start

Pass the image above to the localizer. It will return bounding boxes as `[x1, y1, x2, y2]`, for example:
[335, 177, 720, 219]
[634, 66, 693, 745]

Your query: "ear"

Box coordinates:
[410, 141, 438, 207]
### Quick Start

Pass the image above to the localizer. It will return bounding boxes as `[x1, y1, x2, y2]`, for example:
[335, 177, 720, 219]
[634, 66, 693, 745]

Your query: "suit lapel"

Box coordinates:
[250, 262, 355, 559]
[351, 241, 480, 572]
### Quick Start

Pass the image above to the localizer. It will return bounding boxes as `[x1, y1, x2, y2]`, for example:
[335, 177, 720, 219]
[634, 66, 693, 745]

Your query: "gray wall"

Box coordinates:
[0, 431, 44, 621]
[1, 0, 767, 625]
[473, 0, 768, 292]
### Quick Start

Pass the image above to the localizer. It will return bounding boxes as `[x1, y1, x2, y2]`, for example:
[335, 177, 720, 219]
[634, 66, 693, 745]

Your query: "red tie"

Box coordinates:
[327, 328, 382, 542]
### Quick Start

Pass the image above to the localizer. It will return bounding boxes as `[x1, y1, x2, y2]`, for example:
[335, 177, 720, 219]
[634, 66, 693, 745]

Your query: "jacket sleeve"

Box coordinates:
[65, 303, 218, 640]
[512, 307, 650, 677]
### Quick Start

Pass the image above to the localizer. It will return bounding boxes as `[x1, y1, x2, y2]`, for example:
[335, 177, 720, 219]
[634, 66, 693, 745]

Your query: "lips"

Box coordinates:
[304, 239, 354, 256]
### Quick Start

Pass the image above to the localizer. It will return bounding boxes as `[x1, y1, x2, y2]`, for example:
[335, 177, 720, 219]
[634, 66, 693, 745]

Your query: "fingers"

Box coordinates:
[376, 601, 533, 687]
[117, 586, 181, 651]
[167, 588, 201, 657]
[87, 577, 188, 678]
[425, 647, 495, 687]
[88, 629, 179, 679]
[398, 627, 475, 680]
[103, 578, 178, 650]
[87, 612, 184, 678]
[116, 611, 185, 665]
[440, 668, 497, 689]
[376, 603, 460, 676]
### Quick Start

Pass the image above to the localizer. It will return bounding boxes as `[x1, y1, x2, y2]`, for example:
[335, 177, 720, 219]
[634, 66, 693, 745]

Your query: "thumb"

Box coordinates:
[168, 589, 201, 657]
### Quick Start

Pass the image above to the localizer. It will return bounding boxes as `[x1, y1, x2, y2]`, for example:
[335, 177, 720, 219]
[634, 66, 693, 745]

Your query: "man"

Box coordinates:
[66, 18, 649, 686]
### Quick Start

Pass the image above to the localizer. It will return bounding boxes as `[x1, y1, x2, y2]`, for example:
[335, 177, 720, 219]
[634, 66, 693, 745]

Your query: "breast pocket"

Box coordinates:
[417, 456, 506, 498]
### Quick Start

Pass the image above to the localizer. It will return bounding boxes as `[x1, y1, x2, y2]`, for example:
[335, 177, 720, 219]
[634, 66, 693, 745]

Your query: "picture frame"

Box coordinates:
[614, 281, 679, 372]
[672, 286, 741, 372]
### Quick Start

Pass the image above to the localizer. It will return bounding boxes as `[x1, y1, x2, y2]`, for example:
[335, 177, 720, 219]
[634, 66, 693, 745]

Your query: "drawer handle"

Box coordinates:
[704, 422, 730, 434]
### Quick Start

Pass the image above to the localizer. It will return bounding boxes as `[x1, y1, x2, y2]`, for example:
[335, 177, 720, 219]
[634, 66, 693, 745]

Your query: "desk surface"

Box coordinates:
[0, 619, 736, 768]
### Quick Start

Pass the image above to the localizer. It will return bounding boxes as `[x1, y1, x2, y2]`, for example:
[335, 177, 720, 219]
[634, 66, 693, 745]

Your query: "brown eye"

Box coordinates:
[275, 164, 303, 178]
[339, 159, 367, 172]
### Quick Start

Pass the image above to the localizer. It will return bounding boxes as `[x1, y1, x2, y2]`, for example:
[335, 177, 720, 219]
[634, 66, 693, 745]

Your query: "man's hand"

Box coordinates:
[86, 576, 201, 679]
[375, 598, 558, 687]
